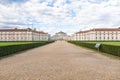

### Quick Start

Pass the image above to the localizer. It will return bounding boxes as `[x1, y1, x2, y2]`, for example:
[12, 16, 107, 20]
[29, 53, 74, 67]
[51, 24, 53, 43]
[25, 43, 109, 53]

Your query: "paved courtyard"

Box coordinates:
[0, 41, 120, 80]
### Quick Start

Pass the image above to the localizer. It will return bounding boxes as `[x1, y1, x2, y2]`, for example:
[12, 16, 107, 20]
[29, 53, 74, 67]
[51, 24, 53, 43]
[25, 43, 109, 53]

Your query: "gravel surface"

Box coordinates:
[0, 41, 120, 80]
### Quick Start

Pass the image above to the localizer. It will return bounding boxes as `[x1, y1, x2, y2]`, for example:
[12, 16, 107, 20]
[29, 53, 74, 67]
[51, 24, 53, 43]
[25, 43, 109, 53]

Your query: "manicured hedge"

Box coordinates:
[0, 41, 54, 57]
[100, 44, 120, 56]
[68, 41, 120, 57]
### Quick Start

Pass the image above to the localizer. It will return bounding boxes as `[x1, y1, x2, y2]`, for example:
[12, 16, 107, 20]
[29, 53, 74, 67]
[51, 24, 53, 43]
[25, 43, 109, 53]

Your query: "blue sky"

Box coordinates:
[0, 0, 120, 35]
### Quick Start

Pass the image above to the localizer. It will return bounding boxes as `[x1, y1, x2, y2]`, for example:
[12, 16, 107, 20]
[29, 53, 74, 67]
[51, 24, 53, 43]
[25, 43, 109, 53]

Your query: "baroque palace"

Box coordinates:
[0, 27, 120, 41]
[0, 28, 50, 41]
[51, 31, 70, 40]
[71, 28, 120, 41]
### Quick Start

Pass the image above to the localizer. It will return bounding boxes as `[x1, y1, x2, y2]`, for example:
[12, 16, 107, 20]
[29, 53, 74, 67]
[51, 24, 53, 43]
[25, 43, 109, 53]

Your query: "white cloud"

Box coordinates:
[0, 0, 120, 35]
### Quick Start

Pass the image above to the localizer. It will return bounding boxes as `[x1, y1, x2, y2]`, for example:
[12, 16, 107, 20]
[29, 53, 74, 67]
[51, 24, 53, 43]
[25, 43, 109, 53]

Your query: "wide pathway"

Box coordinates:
[0, 41, 120, 80]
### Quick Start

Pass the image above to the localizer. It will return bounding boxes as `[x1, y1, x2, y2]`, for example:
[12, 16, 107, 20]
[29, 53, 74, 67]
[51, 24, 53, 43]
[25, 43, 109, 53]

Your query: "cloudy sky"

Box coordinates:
[0, 0, 120, 35]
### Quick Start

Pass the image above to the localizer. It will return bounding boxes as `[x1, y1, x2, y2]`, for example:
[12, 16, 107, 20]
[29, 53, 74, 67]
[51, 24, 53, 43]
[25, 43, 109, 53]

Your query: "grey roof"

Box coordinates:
[56, 31, 66, 34]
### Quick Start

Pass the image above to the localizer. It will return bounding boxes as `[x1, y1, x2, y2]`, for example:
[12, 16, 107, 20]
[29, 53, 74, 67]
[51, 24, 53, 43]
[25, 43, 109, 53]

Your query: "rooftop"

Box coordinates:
[56, 31, 67, 34]
[76, 28, 120, 34]
[0, 28, 47, 34]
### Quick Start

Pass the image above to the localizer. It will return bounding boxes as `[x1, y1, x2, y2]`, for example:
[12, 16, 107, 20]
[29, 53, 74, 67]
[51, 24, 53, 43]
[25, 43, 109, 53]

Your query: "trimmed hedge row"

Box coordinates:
[100, 44, 120, 56]
[0, 41, 54, 57]
[68, 41, 120, 57]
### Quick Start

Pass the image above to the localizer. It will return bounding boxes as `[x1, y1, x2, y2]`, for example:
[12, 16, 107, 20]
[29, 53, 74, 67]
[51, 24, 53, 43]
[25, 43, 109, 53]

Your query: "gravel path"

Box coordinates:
[0, 41, 120, 80]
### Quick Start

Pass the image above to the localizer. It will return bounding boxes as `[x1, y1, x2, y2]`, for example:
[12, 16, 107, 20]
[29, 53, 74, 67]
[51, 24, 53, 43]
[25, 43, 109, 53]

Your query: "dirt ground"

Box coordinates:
[0, 41, 120, 80]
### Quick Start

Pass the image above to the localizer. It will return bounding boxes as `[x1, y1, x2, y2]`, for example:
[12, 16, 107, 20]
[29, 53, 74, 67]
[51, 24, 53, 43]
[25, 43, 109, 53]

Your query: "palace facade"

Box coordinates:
[0, 28, 50, 41]
[51, 31, 69, 40]
[72, 28, 120, 41]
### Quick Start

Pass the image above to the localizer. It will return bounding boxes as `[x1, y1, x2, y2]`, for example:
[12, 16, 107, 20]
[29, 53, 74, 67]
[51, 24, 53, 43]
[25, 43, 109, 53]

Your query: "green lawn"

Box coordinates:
[0, 42, 38, 46]
[84, 42, 120, 46]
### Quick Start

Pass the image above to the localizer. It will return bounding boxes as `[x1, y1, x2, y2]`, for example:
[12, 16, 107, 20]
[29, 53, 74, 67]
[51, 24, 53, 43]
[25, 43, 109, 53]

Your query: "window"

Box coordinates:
[104, 37, 105, 39]
[96, 37, 97, 39]
[112, 37, 113, 39]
